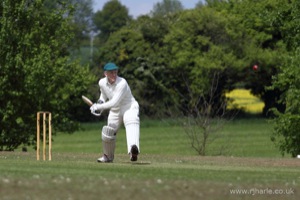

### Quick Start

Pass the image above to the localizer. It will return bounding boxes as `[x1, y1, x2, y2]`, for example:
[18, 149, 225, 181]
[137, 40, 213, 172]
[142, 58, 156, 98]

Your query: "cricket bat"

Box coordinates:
[82, 95, 93, 106]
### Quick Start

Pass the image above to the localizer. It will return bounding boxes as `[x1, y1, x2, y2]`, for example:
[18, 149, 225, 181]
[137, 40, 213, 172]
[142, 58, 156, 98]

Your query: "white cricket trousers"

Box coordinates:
[107, 101, 140, 153]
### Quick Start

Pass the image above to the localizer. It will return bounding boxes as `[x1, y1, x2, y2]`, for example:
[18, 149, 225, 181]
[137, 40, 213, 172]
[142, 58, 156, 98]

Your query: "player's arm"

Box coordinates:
[98, 91, 106, 104]
[100, 83, 127, 110]
[92, 80, 128, 111]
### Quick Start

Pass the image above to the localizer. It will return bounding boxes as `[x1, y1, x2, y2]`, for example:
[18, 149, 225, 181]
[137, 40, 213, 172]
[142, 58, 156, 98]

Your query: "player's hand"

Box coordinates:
[90, 103, 102, 116]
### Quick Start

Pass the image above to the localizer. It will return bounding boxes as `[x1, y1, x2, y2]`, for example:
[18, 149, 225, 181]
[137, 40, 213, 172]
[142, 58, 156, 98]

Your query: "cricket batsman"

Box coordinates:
[90, 62, 140, 162]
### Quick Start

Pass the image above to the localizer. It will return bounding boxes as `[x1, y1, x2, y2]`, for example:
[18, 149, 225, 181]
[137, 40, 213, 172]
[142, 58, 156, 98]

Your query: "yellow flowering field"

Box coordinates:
[226, 89, 264, 113]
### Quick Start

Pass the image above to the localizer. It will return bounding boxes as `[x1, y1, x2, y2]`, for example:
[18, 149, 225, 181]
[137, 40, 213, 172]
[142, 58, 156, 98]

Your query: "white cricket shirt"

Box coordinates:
[97, 76, 136, 111]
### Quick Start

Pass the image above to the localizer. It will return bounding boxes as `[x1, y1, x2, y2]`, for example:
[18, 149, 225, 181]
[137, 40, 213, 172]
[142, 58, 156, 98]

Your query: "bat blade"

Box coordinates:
[82, 95, 93, 106]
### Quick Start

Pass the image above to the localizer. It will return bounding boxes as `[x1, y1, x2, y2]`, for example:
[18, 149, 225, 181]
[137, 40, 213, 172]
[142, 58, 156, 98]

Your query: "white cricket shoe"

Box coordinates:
[97, 154, 113, 163]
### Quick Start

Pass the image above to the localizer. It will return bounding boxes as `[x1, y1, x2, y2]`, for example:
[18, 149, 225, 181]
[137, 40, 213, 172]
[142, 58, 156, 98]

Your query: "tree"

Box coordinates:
[182, 71, 232, 156]
[196, 0, 205, 8]
[93, 0, 131, 43]
[0, 0, 94, 150]
[44, 0, 95, 48]
[270, 0, 300, 157]
[70, 0, 95, 42]
[271, 49, 300, 157]
[137, 15, 170, 46]
[163, 7, 246, 115]
[151, 0, 184, 17]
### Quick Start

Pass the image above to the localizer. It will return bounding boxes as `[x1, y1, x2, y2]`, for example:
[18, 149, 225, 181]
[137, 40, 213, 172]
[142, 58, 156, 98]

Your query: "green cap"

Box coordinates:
[104, 63, 119, 71]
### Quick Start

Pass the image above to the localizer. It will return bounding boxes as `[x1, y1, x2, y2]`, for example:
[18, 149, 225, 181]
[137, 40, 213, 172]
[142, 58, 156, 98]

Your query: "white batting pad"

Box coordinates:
[123, 103, 140, 154]
[102, 126, 117, 161]
[124, 122, 140, 154]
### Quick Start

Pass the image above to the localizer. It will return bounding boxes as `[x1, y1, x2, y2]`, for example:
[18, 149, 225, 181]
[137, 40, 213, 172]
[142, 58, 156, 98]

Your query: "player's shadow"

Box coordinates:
[120, 161, 151, 165]
[131, 161, 151, 165]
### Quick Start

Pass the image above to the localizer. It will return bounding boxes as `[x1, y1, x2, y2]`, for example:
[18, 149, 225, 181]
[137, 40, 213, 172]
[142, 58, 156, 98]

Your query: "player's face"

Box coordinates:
[105, 70, 118, 84]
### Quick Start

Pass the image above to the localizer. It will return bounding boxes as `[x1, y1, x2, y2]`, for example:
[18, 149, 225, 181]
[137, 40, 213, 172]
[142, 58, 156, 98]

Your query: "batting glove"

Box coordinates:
[90, 103, 102, 116]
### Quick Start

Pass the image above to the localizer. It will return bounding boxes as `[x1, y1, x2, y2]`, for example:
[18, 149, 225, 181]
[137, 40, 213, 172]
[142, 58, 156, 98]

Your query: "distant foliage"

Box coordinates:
[93, 0, 132, 43]
[151, 0, 183, 17]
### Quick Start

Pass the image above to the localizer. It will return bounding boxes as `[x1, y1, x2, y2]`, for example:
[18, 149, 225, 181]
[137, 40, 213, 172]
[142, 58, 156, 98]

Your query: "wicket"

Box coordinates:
[36, 111, 52, 161]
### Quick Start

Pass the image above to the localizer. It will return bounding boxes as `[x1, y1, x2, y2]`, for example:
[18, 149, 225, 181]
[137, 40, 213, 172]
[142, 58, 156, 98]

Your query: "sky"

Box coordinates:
[93, 0, 203, 18]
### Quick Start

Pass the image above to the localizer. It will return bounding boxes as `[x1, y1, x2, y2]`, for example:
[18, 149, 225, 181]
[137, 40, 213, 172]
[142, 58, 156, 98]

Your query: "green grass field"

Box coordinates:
[0, 118, 299, 200]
